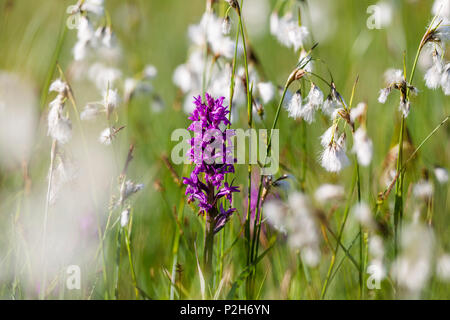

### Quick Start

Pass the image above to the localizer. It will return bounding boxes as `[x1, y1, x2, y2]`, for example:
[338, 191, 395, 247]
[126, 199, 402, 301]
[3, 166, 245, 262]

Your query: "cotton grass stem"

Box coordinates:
[231, 0, 254, 297]
[393, 25, 426, 258]
[39, 139, 57, 300]
[249, 84, 290, 297]
[170, 164, 188, 300]
[56, 64, 110, 298]
[124, 228, 139, 299]
[320, 164, 357, 299]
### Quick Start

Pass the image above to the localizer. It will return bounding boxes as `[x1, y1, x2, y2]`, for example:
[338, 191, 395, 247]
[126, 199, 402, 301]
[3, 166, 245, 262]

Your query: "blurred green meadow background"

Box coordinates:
[0, 0, 448, 299]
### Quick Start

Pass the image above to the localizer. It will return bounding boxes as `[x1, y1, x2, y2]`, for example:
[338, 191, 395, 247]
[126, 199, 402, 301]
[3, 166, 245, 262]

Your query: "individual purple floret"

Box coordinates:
[214, 204, 236, 234]
[182, 93, 239, 234]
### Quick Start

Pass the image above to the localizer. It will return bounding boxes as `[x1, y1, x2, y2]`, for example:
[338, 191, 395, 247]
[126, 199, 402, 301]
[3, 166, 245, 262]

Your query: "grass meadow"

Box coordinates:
[0, 0, 449, 300]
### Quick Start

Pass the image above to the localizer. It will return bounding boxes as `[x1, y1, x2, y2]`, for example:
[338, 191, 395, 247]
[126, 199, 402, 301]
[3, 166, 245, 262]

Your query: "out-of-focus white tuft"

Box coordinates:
[441, 63, 450, 95]
[375, 1, 393, 28]
[265, 192, 321, 267]
[413, 179, 434, 199]
[391, 223, 434, 298]
[378, 88, 391, 104]
[49, 78, 68, 94]
[48, 152, 78, 204]
[264, 200, 287, 235]
[257, 82, 276, 104]
[0, 72, 38, 168]
[118, 180, 144, 207]
[432, 0, 450, 20]
[173, 13, 249, 118]
[243, 0, 270, 39]
[368, 235, 386, 282]
[48, 95, 72, 144]
[103, 88, 120, 114]
[352, 201, 376, 231]
[270, 12, 310, 52]
[436, 254, 450, 281]
[88, 63, 122, 91]
[434, 166, 448, 184]
[143, 65, 158, 79]
[81, 0, 104, 16]
[308, 0, 337, 43]
[352, 127, 373, 166]
[425, 52, 444, 89]
[73, 16, 95, 61]
[314, 184, 344, 204]
[188, 12, 235, 59]
[350, 102, 367, 123]
[120, 208, 130, 227]
[99, 127, 113, 145]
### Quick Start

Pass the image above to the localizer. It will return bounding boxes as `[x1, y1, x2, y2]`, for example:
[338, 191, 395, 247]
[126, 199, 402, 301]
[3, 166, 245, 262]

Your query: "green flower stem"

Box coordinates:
[169, 164, 188, 300]
[124, 227, 139, 299]
[320, 163, 358, 299]
[393, 24, 426, 258]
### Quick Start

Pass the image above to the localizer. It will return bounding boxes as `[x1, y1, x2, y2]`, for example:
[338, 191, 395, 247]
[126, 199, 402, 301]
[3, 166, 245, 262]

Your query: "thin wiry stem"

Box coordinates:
[56, 64, 110, 298]
[114, 224, 122, 299]
[356, 161, 363, 299]
[393, 22, 428, 258]
[124, 227, 139, 299]
[381, 116, 449, 201]
[219, 10, 242, 282]
[170, 164, 188, 300]
[40, 27, 67, 111]
[40, 139, 57, 300]
[394, 116, 405, 258]
[231, 0, 254, 298]
[321, 164, 357, 299]
[249, 84, 290, 296]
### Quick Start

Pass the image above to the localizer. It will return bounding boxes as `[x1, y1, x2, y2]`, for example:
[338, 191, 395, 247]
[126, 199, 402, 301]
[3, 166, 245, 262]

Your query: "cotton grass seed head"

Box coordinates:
[320, 125, 335, 148]
[270, 12, 310, 52]
[49, 78, 69, 95]
[301, 83, 323, 123]
[80, 0, 104, 16]
[350, 102, 367, 123]
[120, 208, 130, 227]
[48, 95, 72, 144]
[99, 128, 114, 145]
[352, 127, 373, 167]
[320, 132, 350, 173]
[222, 16, 231, 35]
[432, 0, 450, 20]
[287, 90, 303, 120]
[118, 180, 144, 206]
[103, 88, 120, 115]
[323, 83, 344, 117]
[434, 166, 448, 184]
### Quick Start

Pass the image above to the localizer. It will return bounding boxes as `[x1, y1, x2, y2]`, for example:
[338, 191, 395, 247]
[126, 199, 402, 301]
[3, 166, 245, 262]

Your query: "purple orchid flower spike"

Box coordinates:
[183, 93, 239, 270]
[183, 93, 239, 230]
